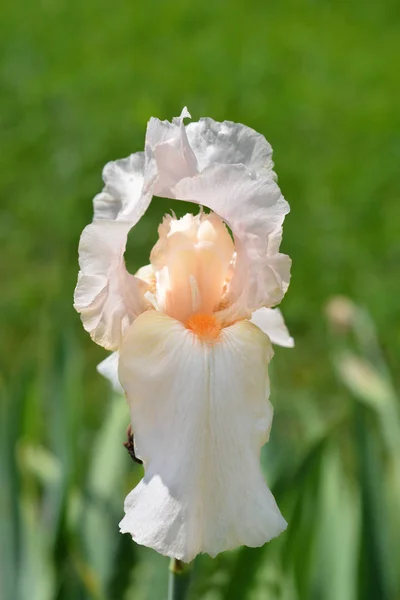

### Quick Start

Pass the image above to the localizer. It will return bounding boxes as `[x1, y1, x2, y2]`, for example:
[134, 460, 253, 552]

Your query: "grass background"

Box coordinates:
[1, 0, 400, 598]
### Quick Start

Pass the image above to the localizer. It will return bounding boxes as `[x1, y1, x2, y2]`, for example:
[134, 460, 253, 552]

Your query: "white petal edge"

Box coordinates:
[118, 311, 286, 562]
[74, 220, 150, 350]
[75, 146, 155, 349]
[97, 352, 124, 395]
[93, 152, 149, 222]
[185, 117, 276, 174]
[145, 107, 198, 198]
[251, 308, 294, 348]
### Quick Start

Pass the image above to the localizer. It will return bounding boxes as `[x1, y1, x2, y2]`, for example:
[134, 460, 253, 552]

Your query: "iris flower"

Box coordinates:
[74, 109, 293, 562]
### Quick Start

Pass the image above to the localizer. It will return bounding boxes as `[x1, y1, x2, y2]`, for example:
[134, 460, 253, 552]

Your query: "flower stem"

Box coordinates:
[168, 558, 192, 600]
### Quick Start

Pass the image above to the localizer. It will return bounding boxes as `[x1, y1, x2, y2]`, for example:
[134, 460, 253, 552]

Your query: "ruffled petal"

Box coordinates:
[118, 311, 286, 562]
[145, 107, 198, 197]
[75, 149, 155, 349]
[171, 164, 290, 319]
[74, 220, 150, 350]
[144, 111, 290, 317]
[186, 117, 276, 174]
[76, 109, 291, 346]
[251, 307, 294, 348]
[97, 352, 124, 394]
[93, 153, 149, 222]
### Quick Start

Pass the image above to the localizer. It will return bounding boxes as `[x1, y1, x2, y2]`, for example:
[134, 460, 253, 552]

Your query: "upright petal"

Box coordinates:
[93, 153, 149, 222]
[251, 307, 294, 348]
[76, 109, 291, 346]
[171, 164, 291, 319]
[118, 311, 286, 562]
[75, 151, 154, 349]
[74, 220, 149, 350]
[186, 117, 276, 174]
[144, 111, 290, 318]
[147, 111, 277, 194]
[145, 107, 198, 197]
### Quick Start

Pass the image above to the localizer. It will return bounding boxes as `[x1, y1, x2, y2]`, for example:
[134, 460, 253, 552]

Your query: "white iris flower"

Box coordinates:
[74, 108, 293, 562]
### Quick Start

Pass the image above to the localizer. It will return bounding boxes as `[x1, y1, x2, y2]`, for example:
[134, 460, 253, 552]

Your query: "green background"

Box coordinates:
[2, 0, 399, 599]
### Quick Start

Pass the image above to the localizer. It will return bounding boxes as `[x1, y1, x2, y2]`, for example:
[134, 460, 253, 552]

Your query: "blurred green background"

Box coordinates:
[1, 0, 400, 599]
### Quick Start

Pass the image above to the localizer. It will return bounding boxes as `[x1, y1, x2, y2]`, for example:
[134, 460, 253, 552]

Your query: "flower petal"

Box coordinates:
[76, 109, 291, 345]
[74, 220, 149, 350]
[150, 212, 235, 322]
[145, 110, 290, 318]
[146, 107, 198, 197]
[75, 146, 155, 349]
[186, 117, 276, 174]
[93, 152, 149, 222]
[251, 307, 294, 348]
[118, 311, 286, 562]
[171, 164, 291, 318]
[97, 352, 124, 394]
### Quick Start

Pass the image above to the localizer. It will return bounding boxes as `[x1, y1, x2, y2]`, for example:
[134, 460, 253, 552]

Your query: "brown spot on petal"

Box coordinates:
[123, 424, 143, 465]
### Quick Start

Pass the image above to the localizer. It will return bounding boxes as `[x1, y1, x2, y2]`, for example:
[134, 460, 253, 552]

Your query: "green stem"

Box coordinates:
[168, 558, 192, 600]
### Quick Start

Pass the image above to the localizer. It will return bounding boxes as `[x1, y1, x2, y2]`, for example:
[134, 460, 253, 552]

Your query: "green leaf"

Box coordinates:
[313, 443, 361, 600]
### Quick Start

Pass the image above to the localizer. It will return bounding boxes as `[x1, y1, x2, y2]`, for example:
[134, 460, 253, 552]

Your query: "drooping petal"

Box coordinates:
[118, 311, 286, 562]
[97, 352, 124, 394]
[74, 220, 150, 350]
[251, 307, 294, 348]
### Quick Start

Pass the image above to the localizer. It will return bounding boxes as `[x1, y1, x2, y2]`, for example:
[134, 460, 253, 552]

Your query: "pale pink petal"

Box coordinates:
[186, 117, 276, 174]
[145, 107, 198, 197]
[251, 308, 294, 348]
[76, 109, 291, 345]
[118, 311, 286, 562]
[74, 220, 149, 350]
[75, 148, 155, 348]
[144, 111, 290, 317]
[93, 153, 149, 222]
[171, 164, 290, 318]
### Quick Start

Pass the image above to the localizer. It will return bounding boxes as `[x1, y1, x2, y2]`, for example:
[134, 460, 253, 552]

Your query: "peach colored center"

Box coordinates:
[185, 313, 222, 340]
[150, 212, 235, 326]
